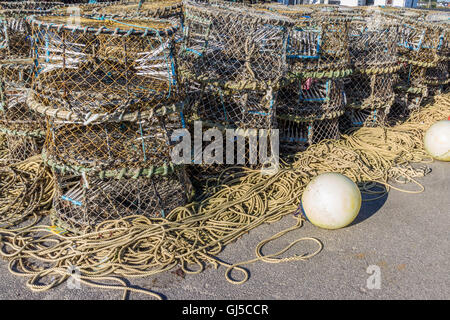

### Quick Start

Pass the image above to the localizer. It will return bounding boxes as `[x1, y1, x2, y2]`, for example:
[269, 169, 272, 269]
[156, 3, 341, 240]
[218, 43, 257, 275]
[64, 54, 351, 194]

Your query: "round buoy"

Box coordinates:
[301, 173, 361, 230]
[424, 120, 450, 162]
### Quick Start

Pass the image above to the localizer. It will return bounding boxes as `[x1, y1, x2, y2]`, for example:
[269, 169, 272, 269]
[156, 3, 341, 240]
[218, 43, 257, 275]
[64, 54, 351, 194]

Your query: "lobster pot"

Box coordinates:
[285, 15, 351, 75]
[184, 80, 276, 130]
[0, 134, 41, 163]
[91, 1, 184, 52]
[396, 63, 428, 94]
[42, 109, 183, 171]
[92, 0, 183, 19]
[28, 15, 180, 118]
[179, 1, 293, 87]
[0, 62, 45, 162]
[397, 21, 443, 66]
[278, 116, 340, 152]
[390, 62, 428, 121]
[424, 60, 449, 95]
[278, 77, 345, 118]
[0, 12, 31, 59]
[348, 17, 399, 71]
[0, 2, 64, 59]
[343, 72, 396, 128]
[389, 91, 424, 122]
[276, 77, 344, 150]
[341, 107, 391, 130]
[0, 2, 63, 11]
[52, 168, 192, 233]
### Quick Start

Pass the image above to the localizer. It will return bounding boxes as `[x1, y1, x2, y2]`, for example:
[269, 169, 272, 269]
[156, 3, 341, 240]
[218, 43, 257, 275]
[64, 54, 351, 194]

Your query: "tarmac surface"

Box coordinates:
[0, 161, 448, 300]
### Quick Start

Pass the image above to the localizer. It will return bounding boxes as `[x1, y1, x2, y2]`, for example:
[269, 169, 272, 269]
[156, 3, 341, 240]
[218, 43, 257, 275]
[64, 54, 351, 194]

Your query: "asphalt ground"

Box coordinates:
[0, 161, 448, 300]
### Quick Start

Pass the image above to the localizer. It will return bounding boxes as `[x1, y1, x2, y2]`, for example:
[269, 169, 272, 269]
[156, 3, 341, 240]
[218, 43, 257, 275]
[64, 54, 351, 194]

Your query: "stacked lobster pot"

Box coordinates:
[179, 1, 293, 176]
[342, 11, 400, 129]
[27, 14, 192, 233]
[0, 1, 62, 163]
[391, 16, 443, 120]
[274, 7, 351, 151]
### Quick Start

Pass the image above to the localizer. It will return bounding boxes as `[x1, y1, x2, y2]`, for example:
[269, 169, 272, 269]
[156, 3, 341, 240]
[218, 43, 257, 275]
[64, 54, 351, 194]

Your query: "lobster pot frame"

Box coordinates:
[41, 109, 183, 171]
[183, 80, 276, 130]
[52, 168, 192, 234]
[51, 1, 124, 15]
[0, 62, 45, 163]
[28, 15, 180, 119]
[278, 116, 340, 152]
[179, 1, 293, 88]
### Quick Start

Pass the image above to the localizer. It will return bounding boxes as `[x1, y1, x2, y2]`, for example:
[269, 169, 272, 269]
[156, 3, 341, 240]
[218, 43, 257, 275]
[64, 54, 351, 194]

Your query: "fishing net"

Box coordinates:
[51, 167, 192, 234]
[28, 15, 180, 119]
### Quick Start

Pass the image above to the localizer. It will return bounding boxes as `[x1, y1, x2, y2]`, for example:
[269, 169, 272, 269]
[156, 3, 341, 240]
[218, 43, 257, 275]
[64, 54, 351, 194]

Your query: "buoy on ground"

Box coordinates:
[301, 173, 362, 230]
[424, 120, 450, 161]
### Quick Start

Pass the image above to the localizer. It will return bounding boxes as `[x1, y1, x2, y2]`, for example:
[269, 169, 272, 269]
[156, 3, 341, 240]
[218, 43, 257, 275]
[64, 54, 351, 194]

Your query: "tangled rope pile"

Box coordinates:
[0, 92, 448, 299]
[0, 155, 54, 230]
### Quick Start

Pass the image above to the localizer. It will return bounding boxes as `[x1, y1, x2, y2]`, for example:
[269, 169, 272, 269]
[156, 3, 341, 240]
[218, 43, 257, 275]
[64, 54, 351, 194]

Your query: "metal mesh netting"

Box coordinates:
[52, 168, 192, 233]
[28, 15, 180, 119]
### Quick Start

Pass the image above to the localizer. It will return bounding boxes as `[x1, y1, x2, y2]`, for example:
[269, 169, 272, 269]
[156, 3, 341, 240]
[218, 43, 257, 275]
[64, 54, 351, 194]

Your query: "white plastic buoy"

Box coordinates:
[301, 173, 361, 230]
[424, 120, 450, 162]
